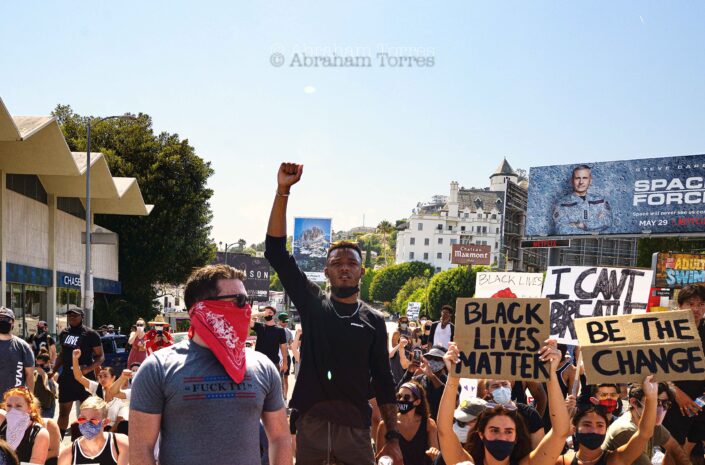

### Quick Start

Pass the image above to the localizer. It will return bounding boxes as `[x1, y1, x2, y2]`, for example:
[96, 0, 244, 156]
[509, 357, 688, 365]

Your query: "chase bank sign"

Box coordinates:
[57, 272, 82, 290]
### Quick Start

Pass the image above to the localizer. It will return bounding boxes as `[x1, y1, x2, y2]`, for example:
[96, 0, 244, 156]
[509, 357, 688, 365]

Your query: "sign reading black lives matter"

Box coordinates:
[215, 252, 270, 301]
[542, 266, 653, 345]
[452, 298, 551, 382]
[575, 310, 705, 384]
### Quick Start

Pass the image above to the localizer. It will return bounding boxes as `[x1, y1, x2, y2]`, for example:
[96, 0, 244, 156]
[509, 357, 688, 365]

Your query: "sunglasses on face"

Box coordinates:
[486, 402, 518, 411]
[136, 324, 145, 327]
[454, 419, 468, 427]
[396, 393, 416, 402]
[639, 399, 672, 410]
[211, 294, 248, 308]
[77, 417, 102, 425]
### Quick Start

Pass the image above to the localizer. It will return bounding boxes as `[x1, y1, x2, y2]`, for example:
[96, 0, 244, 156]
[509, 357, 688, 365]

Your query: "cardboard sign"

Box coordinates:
[407, 302, 421, 320]
[576, 310, 705, 384]
[542, 266, 653, 344]
[452, 298, 551, 381]
[451, 244, 492, 265]
[475, 272, 545, 298]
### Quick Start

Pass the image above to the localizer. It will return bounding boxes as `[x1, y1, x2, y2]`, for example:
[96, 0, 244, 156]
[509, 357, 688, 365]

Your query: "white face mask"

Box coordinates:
[453, 422, 470, 444]
[5, 408, 31, 449]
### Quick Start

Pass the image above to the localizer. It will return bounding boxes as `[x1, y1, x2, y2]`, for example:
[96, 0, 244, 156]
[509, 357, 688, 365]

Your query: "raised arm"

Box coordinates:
[267, 162, 302, 238]
[107, 369, 132, 398]
[438, 343, 474, 465]
[611, 376, 657, 465]
[71, 349, 91, 389]
[529, 341, 571, 465]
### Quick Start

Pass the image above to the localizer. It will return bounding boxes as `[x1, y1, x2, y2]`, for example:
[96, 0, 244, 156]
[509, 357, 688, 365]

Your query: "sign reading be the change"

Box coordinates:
[452, 298, 551, 382]
[575, 310, 705, 384]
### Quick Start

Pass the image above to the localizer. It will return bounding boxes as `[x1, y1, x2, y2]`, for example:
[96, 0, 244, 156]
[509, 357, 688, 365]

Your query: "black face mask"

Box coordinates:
[397, 401, 415, 415]
[331, 285, 360, 298]
[264, 315, 274, 322]
[574, 432, 606, 450]
[0, 320, 12, 334]
[483, 438, 515, 461]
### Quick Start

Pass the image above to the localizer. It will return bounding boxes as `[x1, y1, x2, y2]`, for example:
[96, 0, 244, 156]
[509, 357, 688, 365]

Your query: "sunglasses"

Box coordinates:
[638, 399, 672, 410]
[211, 294, 248, 308]
[77, 417, 102, 425]
[486, 402, 518, 411]
[396, 393, 416, 402]
[136, 324, 145, 327]
[454, 419, 468, 427]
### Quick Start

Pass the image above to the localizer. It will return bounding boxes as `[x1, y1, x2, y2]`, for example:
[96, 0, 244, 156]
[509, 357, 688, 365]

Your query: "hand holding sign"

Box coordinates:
[444, 342, 460, 374]
[538, 340, 562, 372]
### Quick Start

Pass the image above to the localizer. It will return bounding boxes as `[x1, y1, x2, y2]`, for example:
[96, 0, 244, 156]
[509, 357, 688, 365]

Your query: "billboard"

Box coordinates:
[654, 252, 705, 289]
[293, 217, 332, 282]
[526, 154, 705, 237]
[214, 253, 270, 302]
[451, 244, 491, 265]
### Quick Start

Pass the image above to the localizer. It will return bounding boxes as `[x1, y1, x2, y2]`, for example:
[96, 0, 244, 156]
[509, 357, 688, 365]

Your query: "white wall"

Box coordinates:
[55, 211, 118, 281]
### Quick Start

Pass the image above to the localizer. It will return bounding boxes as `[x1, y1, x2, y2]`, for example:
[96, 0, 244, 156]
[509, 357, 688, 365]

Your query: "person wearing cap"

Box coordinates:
[453, 398, 488, 445]
[250, 307, 288, 376]
[27, 320, 57, 364]
[429, 305, 455, 349]
[277, 313, 294, 399]
[395, 345, 448, 421]
[0, 307, 35, 395]
[53, 307, 104, 434]
[144, 314, 174, 355]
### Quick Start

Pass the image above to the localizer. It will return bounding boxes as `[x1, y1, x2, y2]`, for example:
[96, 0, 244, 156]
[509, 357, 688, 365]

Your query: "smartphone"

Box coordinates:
[412, 348, 423, 363]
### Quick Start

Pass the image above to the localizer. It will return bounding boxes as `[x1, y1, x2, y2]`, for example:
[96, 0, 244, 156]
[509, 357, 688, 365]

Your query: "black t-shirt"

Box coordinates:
[58, 325, 101, 376]
[265, 235, 396, 428]
[27, 331, 55, 356]
[674, 320, 705, 398]
[414, 372, 447, 420]
[253, 322, 286, 366]
[517, 403, 543, 433]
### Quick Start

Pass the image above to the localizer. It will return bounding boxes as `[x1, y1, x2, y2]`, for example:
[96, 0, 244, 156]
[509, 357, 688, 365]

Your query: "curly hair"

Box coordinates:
[1, 387, 44, 427]
[464, 404, 531, 463]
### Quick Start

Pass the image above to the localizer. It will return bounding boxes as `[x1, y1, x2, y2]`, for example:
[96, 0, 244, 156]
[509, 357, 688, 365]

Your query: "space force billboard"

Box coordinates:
[526, 154, 705, 237]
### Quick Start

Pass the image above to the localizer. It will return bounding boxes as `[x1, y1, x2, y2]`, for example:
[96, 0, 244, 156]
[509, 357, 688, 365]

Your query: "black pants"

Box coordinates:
[295, 413, 375, 465]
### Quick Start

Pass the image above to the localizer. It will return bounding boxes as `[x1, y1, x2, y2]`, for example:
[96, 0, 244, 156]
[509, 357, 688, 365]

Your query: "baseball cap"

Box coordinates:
[424, 346, 447, 360]
[454, 398, 488, 423]
[66, 308, 84, 316]
[0, 307, 15, 320]
[277, 312, 290, 322]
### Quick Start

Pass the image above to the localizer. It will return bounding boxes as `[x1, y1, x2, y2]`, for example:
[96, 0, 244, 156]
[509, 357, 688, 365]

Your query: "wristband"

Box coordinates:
[276, 189, 290, 197]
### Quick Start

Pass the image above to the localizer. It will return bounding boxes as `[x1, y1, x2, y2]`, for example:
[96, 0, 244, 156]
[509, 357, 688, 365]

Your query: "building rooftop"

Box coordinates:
[490, 158, 517, 178]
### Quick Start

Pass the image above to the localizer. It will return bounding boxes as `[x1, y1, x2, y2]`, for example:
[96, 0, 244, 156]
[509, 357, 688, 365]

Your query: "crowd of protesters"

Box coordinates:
[0, 162, 703, 465]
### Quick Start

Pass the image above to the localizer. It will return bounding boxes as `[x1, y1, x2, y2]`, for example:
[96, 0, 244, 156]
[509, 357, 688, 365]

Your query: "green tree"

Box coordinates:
[369, 261, 434, 303]
[637, 237, 705, 267]
[393, 275, 430, 314]
[364, 242, 373, 268]
[426, 266, 478, 320]
[376, 220, 395, 266]
[360, 268, 376, 302]
[270, 272, 284, 292]
[53, 104, 215, 331]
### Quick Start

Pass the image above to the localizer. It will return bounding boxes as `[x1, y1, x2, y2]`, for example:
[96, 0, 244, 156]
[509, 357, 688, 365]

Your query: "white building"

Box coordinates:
[0, 98, 152, 336]
[396, 161, 516, 272]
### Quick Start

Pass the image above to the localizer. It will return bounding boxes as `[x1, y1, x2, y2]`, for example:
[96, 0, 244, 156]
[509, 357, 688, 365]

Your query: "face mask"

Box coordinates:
[264, 315, 274, 322]
[397, 400, 415, 415]
[136, 326, 144, 335]
[482, 438, 515, 461]
[5, 408, 31, 449]
[400, 323, 408, 330]
[188, 300, 251, 383]
[492, 386, 512, 405]
[428, 359, 445, 374]
[79, 421, 103, 440]
[420, 319, 427, 326]
[453, 422, 470, 443]
[598, 398, 618, 414]
[574, 432, 606, 450]
[330, 285, 359, 298]
[0, 320, 12, 334]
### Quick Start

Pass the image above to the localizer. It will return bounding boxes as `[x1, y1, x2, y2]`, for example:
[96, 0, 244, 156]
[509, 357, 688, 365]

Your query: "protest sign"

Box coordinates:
[475, 272, 545, 298]
[406, 302, 421, 320]
[575, 310, 705, 384]
[542, 266, 653, 345]
[452, 298, 551, 381]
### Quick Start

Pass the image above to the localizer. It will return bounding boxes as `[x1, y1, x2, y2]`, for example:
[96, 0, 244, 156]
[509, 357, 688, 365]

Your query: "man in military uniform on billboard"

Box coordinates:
[552, 165, 612, 235]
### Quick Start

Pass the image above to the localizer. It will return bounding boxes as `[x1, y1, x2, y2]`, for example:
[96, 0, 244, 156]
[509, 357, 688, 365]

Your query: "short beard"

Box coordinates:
[330, 285, 360, 299]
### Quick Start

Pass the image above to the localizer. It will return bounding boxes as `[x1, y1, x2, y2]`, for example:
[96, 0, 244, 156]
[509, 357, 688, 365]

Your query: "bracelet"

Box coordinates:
[276, 189, 290, 197]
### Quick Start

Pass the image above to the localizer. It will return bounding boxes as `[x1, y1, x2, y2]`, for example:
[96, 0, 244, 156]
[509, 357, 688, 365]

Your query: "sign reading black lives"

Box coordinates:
[575, 310, 705, 384]
[453, 298, 551, 382]
[214, 253, 270, 301]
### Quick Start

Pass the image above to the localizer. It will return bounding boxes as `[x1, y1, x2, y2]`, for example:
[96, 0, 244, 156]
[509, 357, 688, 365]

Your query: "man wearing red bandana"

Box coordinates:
[128, 265, 292, 465]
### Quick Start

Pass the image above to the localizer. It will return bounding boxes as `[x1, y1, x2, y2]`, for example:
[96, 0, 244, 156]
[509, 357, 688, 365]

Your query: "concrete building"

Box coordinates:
[0, 98, 152, 336]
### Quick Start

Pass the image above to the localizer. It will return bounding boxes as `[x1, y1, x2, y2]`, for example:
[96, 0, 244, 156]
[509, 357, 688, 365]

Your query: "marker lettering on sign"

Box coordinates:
[585, 320, 626, 344]
[592, 347, 705, 376]
[464, 301, 543, 325]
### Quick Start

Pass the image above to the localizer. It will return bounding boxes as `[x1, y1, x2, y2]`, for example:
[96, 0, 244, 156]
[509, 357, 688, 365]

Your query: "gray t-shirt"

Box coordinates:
[602, 410, 671, 465]
[130, 340, 284, 465]
[0, 336, 35, 395]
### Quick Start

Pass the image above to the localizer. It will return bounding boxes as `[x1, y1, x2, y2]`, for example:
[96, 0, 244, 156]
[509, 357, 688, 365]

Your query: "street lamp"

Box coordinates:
[218, 241, 237, 265]
[84, 114, 137, 328]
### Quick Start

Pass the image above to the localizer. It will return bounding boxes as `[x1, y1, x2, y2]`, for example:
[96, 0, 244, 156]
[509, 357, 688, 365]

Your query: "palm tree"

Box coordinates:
[237, 238, 247, 252]
[377, 220, 395, 266]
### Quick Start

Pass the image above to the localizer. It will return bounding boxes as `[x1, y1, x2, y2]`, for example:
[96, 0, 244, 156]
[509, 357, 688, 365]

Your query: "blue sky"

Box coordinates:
[2, 1, 704, 243]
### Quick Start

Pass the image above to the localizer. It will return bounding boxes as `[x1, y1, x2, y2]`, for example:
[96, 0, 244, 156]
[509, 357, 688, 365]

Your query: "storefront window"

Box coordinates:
[6, 283, 48, 337]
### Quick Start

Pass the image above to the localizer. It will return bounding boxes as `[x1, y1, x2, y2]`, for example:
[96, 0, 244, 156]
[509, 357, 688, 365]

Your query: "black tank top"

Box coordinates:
[556, 361, 571, 396]
[399, 417, 432, 465]
[566, 451, 609, 465]
[72, 432, 119, 465]
[0, 420, 42, 462]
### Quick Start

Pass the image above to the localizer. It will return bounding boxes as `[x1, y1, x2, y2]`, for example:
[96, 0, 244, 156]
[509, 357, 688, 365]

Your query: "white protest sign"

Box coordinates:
[475, 272, 545, 298]
[542, 266, 653, 345]
[459, 378, 478, 403]
[406, 302, 421, 320]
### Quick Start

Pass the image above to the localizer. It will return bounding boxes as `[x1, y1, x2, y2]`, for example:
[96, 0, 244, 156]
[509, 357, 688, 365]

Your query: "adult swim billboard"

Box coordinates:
[526, 154, 705, 237]
[293, 217, 332, 282]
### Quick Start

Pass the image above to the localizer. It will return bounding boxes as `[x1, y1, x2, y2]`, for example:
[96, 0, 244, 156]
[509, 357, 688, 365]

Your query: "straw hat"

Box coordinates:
[148, 314, 170, 326]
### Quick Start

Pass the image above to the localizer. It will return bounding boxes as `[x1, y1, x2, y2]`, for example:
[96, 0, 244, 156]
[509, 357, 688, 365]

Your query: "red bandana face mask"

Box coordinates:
[189, 300, 252, 383]
[598, 398, 618, 414]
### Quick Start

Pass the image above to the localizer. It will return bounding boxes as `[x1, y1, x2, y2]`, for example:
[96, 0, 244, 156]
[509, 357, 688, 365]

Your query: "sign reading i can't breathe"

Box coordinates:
[575, 310, 705, 384]
[542, 266, 653, 345]
[452, 298, 551, 382]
